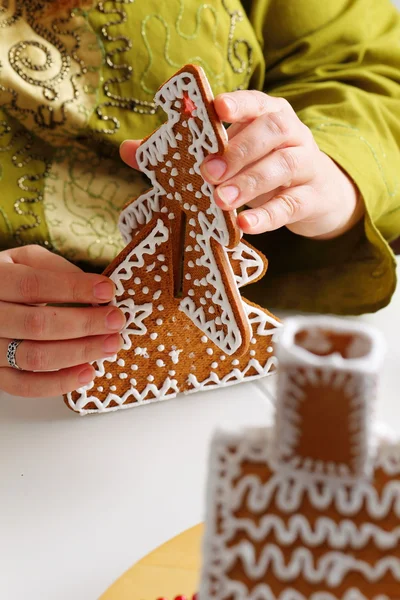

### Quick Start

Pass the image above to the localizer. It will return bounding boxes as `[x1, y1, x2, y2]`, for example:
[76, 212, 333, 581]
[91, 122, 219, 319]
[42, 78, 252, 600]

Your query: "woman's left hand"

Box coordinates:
[202, 90, 363, 239]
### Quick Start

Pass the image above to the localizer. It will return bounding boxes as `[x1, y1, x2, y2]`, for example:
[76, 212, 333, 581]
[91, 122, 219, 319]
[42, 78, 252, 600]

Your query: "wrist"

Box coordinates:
[313, 154, 365, 240]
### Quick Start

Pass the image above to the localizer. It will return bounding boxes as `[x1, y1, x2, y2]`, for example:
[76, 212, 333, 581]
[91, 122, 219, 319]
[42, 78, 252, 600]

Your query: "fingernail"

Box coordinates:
[106, 309, 126, 331]
[103, 334, 123, 354]
[218, 185, 240, 206]
[94, 281, 115, 301]
[203, 158, 227, 181]
[244, 212, 259, 227]
[78, 366, 95, 385]
[224, 96, 237, 114]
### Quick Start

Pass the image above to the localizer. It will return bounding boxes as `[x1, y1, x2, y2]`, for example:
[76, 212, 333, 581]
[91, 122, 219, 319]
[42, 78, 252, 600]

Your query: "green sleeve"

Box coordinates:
[243, 0, 400, 315]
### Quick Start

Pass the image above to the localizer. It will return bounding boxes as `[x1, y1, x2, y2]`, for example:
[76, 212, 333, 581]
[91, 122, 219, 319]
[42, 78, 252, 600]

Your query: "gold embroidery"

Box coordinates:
[43, 143, 148, 264]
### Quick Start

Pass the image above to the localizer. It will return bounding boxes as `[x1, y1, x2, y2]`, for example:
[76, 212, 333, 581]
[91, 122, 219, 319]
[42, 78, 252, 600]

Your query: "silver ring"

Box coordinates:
[7, 339, 23, 370]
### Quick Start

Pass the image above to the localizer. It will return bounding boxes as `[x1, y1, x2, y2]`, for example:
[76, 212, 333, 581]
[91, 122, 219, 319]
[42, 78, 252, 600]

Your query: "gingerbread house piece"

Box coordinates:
[65, 65, 281, 415]
[199, 316, 400, 600]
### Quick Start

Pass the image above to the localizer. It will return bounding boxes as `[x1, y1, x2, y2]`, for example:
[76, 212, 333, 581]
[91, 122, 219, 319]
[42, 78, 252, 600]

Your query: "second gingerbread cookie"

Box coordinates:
[65, 65, 281, 415]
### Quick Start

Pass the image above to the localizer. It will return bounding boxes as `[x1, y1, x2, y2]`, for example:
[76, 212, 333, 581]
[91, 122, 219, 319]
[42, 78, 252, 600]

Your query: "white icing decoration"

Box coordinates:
[157, 344, 165, 351]
[156, 319, 163, 326]
[97, 386, 103, 392]
[146, 262, 156, 272]
[250, 350, 256, 356]
[119, 373, 128, 379]
[168, 178, 175, 187]
[110, 385, 117, 391]
[183, 202, 190, 210]
[130, 378, 137, 386]
[232, 359, 240, 366]
[190, 205, 198, 212]
[134, 277, 141, 285]
[128, 289, 135, 295]
[153, 290, 162, 300]
[156, 359, 165, 367]
[161, 265, 168, 272]
[158, 305, 164, 311]
[207, 348, 213, 356]
[117, 359, 125, 367]
[171, 168, 179, 176]
[161, 206, 169, 213]
[173, 152, 181, 159]
[185, 274, 191, 280]
[169, 370, 176, 376]
[211, 362, 218, 369]
[147, 375, 154, 382]
[169, 349, 182, 364]
[142, 286, 149, 294]
[158, 254, 165, 261]
[168, 213, 175, 220]
[150, 332, 158, 340]
[154, 275, 162, 282]
[105, 373, 112, 379]
[65, 69, 283, 416]
[199, 420, 400, 600]
[187, 183, 194, 191]
[134, 347, 149, 358]
[267, 346, 273, 353]
[131, 364, 138, 370]
[226, 242, 266, 288]
[201, 336, 208, 343]
[188, 289, 195, 296]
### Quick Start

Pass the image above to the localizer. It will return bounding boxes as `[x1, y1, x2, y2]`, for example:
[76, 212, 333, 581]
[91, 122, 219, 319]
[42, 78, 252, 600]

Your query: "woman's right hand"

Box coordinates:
[0, 245, 126, 398]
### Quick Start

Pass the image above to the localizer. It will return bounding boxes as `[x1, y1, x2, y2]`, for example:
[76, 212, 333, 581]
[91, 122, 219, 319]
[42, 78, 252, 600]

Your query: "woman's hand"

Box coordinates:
[0, 246, 125, 398]
[120, 90, 363, 240]
[203, 90, 364, 239]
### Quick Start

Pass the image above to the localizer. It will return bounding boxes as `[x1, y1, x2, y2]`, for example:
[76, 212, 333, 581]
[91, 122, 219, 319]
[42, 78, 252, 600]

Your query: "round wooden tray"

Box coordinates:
[100, 524, 203, 600]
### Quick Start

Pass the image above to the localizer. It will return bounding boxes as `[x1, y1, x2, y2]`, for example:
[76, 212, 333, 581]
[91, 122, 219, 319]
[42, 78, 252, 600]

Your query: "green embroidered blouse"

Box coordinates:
[0, 0, 399, 315]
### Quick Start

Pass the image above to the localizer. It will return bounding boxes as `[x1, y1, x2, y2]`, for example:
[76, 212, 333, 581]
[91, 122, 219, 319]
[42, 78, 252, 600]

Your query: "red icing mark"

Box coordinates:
[182, 93, 196, 115]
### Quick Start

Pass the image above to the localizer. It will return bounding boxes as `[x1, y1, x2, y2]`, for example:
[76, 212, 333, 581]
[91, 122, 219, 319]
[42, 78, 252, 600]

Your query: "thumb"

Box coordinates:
[120, 139, 142, 170]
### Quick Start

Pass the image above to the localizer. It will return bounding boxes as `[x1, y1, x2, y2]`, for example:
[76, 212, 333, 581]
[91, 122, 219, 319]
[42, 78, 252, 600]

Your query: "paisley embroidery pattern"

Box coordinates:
[0, 0, 257, 262]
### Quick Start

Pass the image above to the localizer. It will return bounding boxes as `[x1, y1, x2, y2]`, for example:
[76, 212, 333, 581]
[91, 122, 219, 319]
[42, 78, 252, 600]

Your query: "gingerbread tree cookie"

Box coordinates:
[65, 65, 281, 415]
[199, 316, 400, 600]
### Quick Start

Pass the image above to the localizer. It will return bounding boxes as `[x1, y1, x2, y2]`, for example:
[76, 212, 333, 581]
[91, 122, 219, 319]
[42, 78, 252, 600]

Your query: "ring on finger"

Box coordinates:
[6, 339, 23, 371]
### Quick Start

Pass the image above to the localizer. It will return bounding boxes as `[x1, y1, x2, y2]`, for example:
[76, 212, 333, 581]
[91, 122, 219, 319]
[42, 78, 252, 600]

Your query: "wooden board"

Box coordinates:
[100, 524, 203, 600]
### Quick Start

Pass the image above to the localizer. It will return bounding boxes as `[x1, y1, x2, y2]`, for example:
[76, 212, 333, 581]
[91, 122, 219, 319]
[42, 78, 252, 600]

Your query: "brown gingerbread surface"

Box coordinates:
[199, 318, 400, 599]
[65, 65, 280, 415]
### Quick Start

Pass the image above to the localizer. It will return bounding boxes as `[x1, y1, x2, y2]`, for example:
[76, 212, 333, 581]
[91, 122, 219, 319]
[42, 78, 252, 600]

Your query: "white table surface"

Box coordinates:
[1, 263, 399, 600]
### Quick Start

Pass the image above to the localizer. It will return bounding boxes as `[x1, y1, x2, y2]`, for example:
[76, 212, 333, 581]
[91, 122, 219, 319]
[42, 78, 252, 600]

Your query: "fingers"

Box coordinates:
[5, 245, 83, 273]
[0, 364, 96, 398]
[0, 333, 122, 371]
[213, 147, 313, 211]
[0, 302, 126, 341]
[202, 103, 302, 186]
[214, 90, 284, 124]
[238, 186, 314, 234]
[0, 262, 117, 304]
[120, 139, 142, 170]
